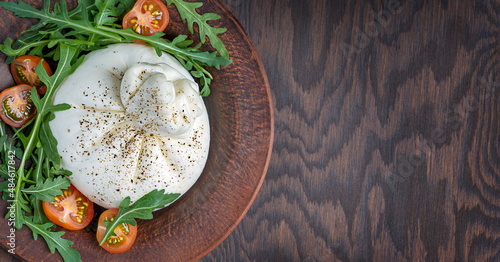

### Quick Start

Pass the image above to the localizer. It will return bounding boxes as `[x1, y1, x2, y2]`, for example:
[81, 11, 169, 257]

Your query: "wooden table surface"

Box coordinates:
[203, 0, 499, 261]
[2, 0, 499, 261]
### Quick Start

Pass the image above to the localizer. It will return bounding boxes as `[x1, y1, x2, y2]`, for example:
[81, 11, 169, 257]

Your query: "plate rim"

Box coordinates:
[192, 1, 274, 260]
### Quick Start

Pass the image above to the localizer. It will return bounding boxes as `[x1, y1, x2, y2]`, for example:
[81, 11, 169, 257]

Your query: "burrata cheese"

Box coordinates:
[50, 43, 210, 209]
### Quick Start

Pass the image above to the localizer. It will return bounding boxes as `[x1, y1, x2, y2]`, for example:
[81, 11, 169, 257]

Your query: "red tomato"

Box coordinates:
[42, 185, 94, 230]
[0, 84, 37, 128]
[10, 55, 52, 95]
[96, 209, 138, 253]
[122, 0, 170, 37]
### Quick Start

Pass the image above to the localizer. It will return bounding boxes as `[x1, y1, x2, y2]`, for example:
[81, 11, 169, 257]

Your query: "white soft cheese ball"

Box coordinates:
[50, 43, 210, 209]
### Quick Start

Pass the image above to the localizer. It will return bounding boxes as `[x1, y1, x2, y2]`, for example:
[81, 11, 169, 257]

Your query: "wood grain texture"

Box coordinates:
[203, 0, 500, 261]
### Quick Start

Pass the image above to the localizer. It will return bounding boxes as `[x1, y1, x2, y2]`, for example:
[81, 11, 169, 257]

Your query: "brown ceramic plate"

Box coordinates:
[0, 0, 273, 261]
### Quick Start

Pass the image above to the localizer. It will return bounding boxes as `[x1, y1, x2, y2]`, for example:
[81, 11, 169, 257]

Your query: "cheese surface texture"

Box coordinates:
[50, 43, 210, 208]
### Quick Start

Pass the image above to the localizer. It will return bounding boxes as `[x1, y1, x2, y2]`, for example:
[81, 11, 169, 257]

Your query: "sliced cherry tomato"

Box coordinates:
[42, 185, 94, 230]
[10, 55, 52, 95]
[96, 209, 138, 253]
[0, 84, 37, 128]
[122, 0, 170, 37]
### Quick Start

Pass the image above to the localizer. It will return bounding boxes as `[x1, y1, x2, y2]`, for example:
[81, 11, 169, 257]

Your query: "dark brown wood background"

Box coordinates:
[1, 0, 499, 261]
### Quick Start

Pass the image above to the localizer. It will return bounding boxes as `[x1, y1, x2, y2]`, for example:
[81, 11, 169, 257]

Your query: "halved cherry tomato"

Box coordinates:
[0, 84, 37, 128]
[122, 0, 170, 37]
[96, 209, 138, 253]
[10, 55, 52, 95]
[42, 185, 94, 230]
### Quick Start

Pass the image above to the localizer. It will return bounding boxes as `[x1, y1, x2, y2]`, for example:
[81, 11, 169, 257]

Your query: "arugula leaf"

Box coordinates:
[16, 0, 96, 35]
[0, 37, 95, 60]
[0, 130, 8, 156]
[0, 0, 121, 42]
[97, 27, 231, 68]
[10, 194, 29, 229]
[99, 190, 180, 245]
[25, 217, 82, 262]
[17, 132, 32, 156]
[39, 112, 62, 167]
[88, 0, 122, 47]
[0, 180, 9, 194]
[166, 0, 229, 58]
[47, 103, 72, 113]
[30, 195, 52, 225]
[22, 176, 71, 202]
[33, 147, 46, 184]
[49, 167, 73, 177]
[93, 0, 117, 25]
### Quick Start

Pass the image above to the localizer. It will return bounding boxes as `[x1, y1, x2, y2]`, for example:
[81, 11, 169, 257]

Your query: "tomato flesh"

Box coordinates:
[43, 185, 94, 230]
[10, 55, 52, 95]
[0, 84, 37, 128]
[96, 209, 137, 253]
[123, 0, 169, 37]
